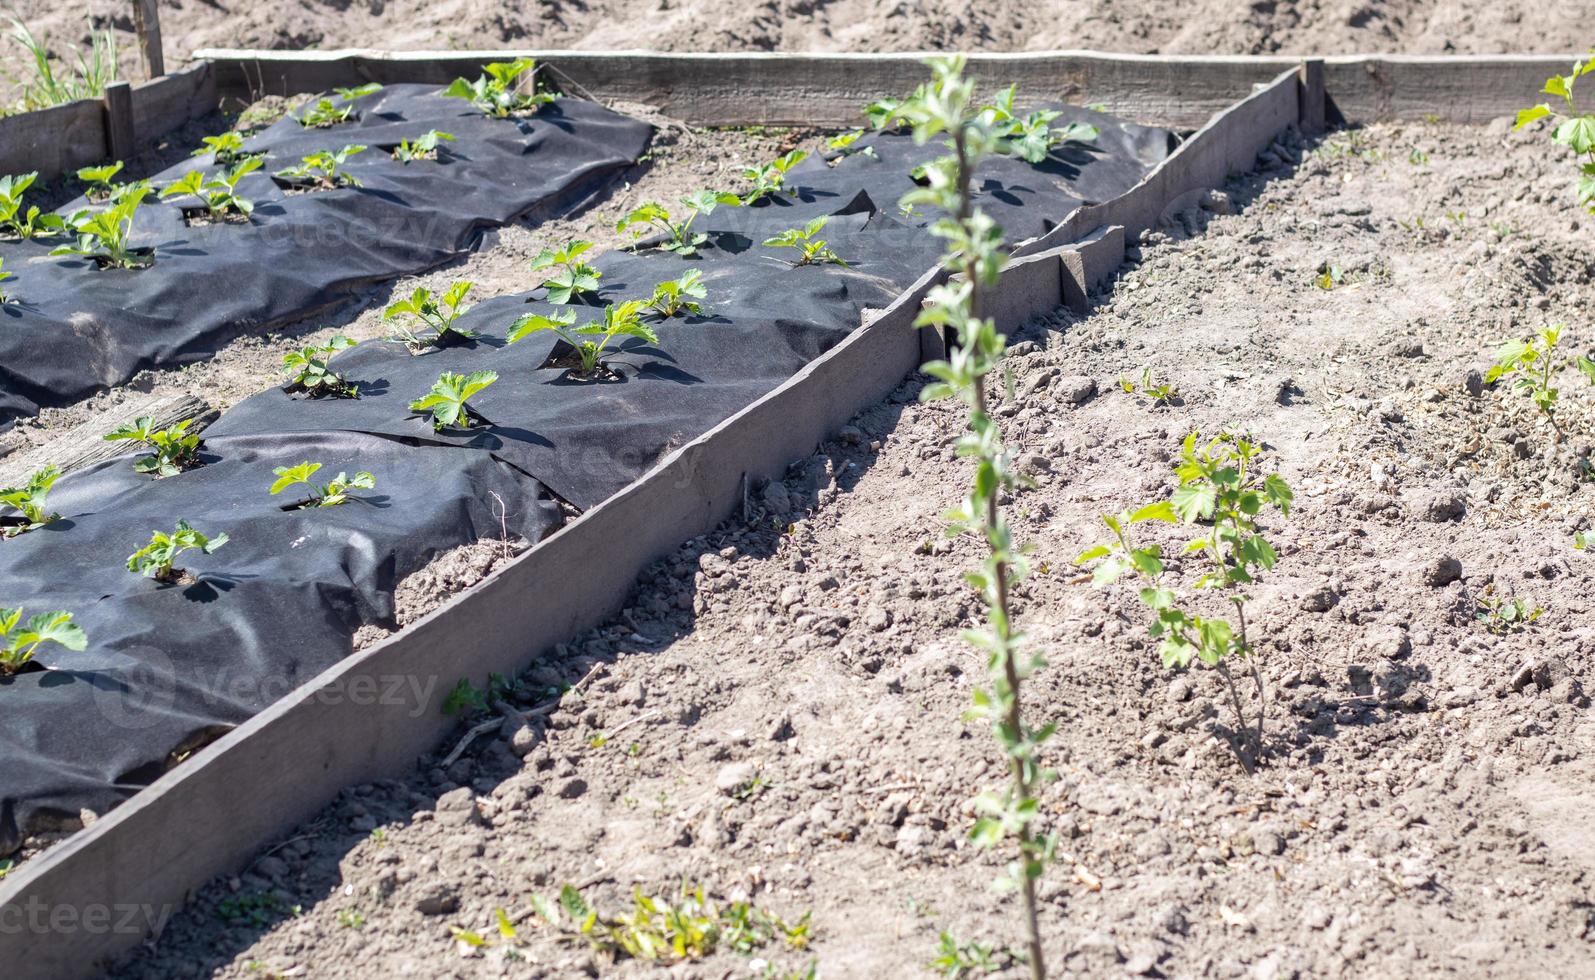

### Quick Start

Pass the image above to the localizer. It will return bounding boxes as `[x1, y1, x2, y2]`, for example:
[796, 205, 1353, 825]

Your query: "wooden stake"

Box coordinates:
[102, 79, 135, 162]
[132, 0, 165, 78]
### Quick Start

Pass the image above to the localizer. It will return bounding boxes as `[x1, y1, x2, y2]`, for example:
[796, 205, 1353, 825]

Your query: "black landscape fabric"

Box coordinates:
[0, 102, 1173, 848]
[0, 83, 654, 429]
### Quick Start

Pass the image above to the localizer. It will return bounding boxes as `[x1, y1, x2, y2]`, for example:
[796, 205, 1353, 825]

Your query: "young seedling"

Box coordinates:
[1517, 56, 1595, 214]
[645, 270, 707, 318]
[0, 466, 60, 537]
[979, 85, 1099, 163]
[127, 520, 228, 583]
[529, 239, 601, 303]
[383, 281, 476, 351]
[50, 185, 152, 268]
[269, 461, 375, 508]
[0, 171, 65, 239]
[282, 335, 359, 397]
[0, 256, 11, 303]
[930, 931, 1003, 978]
[191, 132, 257, 166]
[1118, 367, 1179, 407]
[442, 58, 553, 118]
[1315, 264, 1344, 290]
[103, 416, 203, 477]
[76, 161, 123, 201]
[409, 370, 498, 430]
[1078, 430, 1293, 771]
[742, 149, 808, 205]
[892, 58, 1050, 980]
[391, 130, 455, 163]
[1487, 324, 1565, 442]
[616, 191, 741, 257]
[526, 883, 811, 963]
[0, 608, 85, 675]
[826, 129, 878, 163]
[297, 85, 379, 128]
[508, 300, 657, 378]
[159, 158, 262, 221]
[763, 216, 847, 267]
[1476, 584, 1543, 634]
[274, 145, 366, 190]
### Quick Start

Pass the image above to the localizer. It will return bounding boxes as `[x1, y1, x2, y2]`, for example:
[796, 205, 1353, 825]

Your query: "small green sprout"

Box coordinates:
[103, 416, 203, 477]
[930, 931, 1002, 977]
[442, 676, 489, 715]
[1118, 367, 1179, 407]
[127, 520, 228, 583]
[1487, 324, 1565, 441]
[275, 145, 366, 189]
[442, 58, 553, 118]
[645, 270, 707, 318]
[282, 335, 359, 397]
[508, 300, 657, 378]
[1516, 55, 1595, 213]
[384, 281, 475, 351]
[297, 84, 380, 128]
[410, 370, 498, 430]
[0, 171, 65, 239]
[763, 216, 847, 267]
[160, 158, 262, 220]
[979, 85, 1099, 163]
[529, 239, 601, 303]
[50, 185, 152, 268]
[0, 256, 11, 303]
[76, 161, 124, 201]
[527, 883, 811, 962]
[826, 129, 877, 162]
[0, 466, 61, 537]
[1315, 264, 1344, 290]
[1476, 584, 1543, 634]
[269, 461, 375, 507]
[742, 149, 808, 204]
[192, 132, 256, 166]
[616, 190, 741, 256]
[391, 130, 455, 163]
[0, 608, 86, 675]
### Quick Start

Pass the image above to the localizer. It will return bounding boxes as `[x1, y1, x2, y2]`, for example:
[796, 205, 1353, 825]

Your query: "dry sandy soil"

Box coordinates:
[2, 0, 1591, 108]
[101, 113, 1595, 978]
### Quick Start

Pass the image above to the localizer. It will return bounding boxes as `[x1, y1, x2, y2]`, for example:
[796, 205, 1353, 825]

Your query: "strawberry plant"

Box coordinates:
[50, 185, 152, 268]
[1476, 584, 1543, 634]
[384, 281, 475, 351]
[616, 191, 741, 256]
[894, 58, 1050, 979]
[76, 161, 123, 201]
[645, 270, 707, 318]
[103, 416, 202, 477]
[410, 370, 498, 430]
[529, 239, 601, 303]
[1517, 56, 1595, 213]
[282, 335, 358, 397]
[391, 130, 455, 163]
[0, 257, 10, 303]
[980, 85, 1099, 164]
[0, 171, 64, 239]
[443, 58, 553, 118]
[269, 461, 375, 507]
[0, 466, 60, 537]
[1078, 430, 1293, 770]
[1487, 324, 1567, 441]
[742, 149, 808, 204]
[192, 132, 257, 166]
[826, 129, 877, 162]
[160, 158, 262, 221]
[298, 85, 379, 128]
[509, 299, 656, 378]
[1119, 367, 1179, 407]
[127, 520, 228, 583]
[763, 216, 847, 266]
[275, 145, 366, 189]
[0, 608, 86, 675]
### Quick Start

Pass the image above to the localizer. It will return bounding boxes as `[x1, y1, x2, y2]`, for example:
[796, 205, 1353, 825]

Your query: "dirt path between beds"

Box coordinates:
[111, 116, 1595, 977]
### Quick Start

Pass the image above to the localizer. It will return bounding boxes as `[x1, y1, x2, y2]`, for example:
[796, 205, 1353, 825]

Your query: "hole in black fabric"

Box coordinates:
[180, 207, 252, 228]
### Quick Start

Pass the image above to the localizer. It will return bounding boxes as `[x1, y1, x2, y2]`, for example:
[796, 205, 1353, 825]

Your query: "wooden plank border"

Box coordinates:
[194, 48, 1576, 127]
[0, 60, 1298, 980]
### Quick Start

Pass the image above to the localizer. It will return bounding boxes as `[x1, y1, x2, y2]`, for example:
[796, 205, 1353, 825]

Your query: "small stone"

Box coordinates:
[1055, 375, 1097, 406]
[865, 606, 892, 632]
[618, 679, 646, 707]
[555, 777, 588, 799]
[1408, 490, 1464, 523]
[1363, 626, 1411, 660]
[836, 424, 866, 446]
[1300, 585, 1337, 612]
[1154, 903, 1189, 936]
[1167, 675, 1195, 703]
[1421, 554, 1462, 586]
[761, 481, 793, 515]
[816, 575, 840, 592]
[414, 884, 458, 916]
[1019, 453, 1052, 475]
[716, 762, 758, 795]
[1463, 369, 1485, 397]
[779, 585, 803, 610]
[435, 786, 479, 827]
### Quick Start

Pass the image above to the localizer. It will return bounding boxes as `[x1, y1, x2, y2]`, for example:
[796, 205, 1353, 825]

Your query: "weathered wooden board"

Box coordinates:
[0, 393, 214, 489]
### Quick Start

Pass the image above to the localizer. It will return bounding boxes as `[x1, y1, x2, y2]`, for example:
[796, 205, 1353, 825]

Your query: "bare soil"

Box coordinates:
[3, 0, 1590, 110]
[111, 117, 1595, 978]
